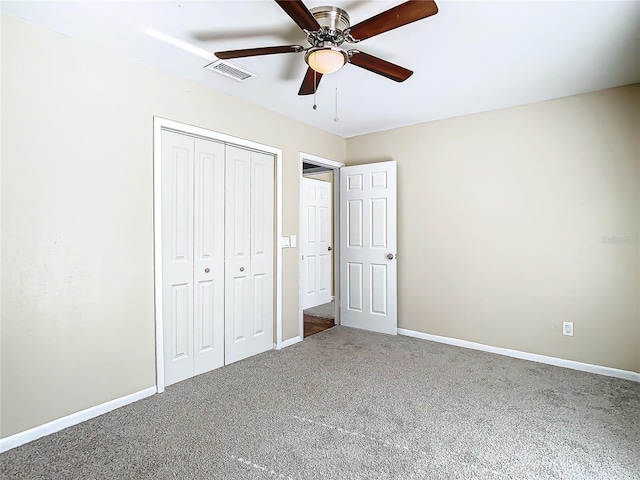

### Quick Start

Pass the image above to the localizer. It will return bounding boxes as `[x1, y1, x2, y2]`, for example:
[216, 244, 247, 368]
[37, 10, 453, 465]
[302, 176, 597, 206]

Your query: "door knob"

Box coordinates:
[204, 268, 210, 273]
[387, 253, 395, 260]
[328, 246, 333, 251]
[240, 267, 245, 272]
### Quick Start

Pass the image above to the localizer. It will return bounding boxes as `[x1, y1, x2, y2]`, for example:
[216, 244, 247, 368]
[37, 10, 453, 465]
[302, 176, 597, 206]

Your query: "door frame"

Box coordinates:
[153, 116, 283, 393]
[298, 152, 344, 340]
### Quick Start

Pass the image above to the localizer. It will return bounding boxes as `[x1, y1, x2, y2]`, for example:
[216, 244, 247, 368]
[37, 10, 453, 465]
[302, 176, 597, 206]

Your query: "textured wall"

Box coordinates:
[0, 15, 345, 438]
[347, 85, 640, 373]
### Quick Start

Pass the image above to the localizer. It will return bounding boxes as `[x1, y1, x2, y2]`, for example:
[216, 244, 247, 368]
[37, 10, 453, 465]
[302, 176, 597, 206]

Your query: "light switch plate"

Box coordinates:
[281, 236, 290, 248]
[290, 235, 297, 248]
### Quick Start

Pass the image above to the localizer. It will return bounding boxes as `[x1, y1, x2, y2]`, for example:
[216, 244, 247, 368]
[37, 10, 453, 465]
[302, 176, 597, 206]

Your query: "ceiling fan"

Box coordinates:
[214, 0, 439, 95]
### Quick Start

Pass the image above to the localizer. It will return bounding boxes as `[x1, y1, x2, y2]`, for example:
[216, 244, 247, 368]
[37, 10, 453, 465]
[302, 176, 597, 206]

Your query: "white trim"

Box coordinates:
[276, 140, 283, 350]
[331, 168, 341, 326]
[298, 153, 345, 340]
[298, 156, 304, 340]
[153, 116, 283, 387]
[153, 118, 165, 393]
[0, 387, 156, 453]
[398, 328, 640, 383]
[276, 335, 302, 350]
[157, 117, 283, 155]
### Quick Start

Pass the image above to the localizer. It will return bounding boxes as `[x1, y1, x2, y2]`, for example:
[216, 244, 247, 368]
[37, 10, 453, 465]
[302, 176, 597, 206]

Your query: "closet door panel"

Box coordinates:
[233, 276, 249, 341]
[161, 130, 195, 387]
[224, 145, 253, 364]
[193, 138, 225, 375]
[250, 152, 274, 347]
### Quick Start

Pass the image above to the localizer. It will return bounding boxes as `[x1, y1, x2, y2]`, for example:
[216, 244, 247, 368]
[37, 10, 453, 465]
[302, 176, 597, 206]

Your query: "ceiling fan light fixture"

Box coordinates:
[305, 47, 347, 75]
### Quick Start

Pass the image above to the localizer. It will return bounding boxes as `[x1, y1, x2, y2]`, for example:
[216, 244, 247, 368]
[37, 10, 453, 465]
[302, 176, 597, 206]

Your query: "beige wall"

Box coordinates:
[0, 16, 346, 438]
[347, 85, 640, 373]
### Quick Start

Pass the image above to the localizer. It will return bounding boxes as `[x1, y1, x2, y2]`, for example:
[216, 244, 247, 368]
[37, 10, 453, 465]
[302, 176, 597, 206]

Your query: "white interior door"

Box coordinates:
[225, 145, 274, 364]
[340, 161, 397, 335]
[302, 177, 332, 309]
[162, 131, 225, 387]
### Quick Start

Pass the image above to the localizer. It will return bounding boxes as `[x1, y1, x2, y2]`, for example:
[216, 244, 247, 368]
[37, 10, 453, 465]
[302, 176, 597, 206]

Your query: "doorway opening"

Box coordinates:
[298, 153, 344, 339]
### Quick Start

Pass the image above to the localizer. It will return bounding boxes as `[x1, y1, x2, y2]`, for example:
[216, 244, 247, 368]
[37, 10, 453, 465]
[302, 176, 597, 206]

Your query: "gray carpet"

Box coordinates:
[304, 300, 335, 319]
[2, 326, 639, 479]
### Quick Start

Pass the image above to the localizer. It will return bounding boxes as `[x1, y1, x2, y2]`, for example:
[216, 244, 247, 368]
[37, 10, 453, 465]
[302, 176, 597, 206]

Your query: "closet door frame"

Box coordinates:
[153, 117, 283, 393]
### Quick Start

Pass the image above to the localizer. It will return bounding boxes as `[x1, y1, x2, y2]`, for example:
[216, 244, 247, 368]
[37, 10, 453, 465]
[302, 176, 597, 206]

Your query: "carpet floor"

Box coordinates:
[2, 326, 639, 479]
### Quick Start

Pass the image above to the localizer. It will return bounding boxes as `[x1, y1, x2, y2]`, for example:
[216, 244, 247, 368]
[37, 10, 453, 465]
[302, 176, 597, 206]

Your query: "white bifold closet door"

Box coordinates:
[162, 131, 225, 387]
[224, 145, 274, 364]
[161, 132, 274, 386]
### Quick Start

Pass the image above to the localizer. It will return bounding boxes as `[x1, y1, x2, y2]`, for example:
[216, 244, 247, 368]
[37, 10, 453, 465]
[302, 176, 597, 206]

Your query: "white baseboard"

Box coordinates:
[398, 328, 640, 383]
[0, 386, 156, 453]
[276, 335, 302, 350]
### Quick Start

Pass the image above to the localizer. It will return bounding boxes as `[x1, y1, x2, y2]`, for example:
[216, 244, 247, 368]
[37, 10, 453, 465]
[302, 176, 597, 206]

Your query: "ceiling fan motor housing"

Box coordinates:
[308, 6, 350, 46]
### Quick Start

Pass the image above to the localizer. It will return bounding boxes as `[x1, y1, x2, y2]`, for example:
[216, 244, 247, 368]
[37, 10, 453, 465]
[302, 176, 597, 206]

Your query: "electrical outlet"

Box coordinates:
[563, 322, 574, 336]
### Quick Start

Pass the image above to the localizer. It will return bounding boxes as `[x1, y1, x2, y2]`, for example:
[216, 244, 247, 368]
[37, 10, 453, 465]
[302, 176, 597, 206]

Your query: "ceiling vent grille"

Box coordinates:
[204, 60, 256, 82]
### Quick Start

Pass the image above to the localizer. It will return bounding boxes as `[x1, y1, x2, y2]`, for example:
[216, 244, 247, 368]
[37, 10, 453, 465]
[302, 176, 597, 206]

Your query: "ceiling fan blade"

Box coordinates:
[348, 0, 438, 41]
[215, 45, 304, 59]
[348, 51, 413, 82]
[275, 0, 321, 32]
[298, 67, 323, 95]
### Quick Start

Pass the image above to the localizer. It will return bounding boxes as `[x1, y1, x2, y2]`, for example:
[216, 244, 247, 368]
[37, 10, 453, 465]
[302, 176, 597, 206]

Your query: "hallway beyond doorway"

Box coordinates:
[303, 300, 335, 338]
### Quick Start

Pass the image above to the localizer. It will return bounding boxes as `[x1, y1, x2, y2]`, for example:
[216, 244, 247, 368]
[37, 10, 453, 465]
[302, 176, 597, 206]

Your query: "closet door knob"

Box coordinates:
[204, 268, 210, 273]
[240, 267, 245, 272]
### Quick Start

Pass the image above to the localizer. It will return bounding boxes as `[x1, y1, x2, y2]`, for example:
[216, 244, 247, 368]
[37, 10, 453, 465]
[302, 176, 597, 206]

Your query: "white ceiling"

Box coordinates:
[3, 0, 639, 138]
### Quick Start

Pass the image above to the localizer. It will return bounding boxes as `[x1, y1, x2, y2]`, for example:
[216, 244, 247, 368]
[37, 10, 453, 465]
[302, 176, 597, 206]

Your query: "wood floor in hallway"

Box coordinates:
[303, 314, 334, 338]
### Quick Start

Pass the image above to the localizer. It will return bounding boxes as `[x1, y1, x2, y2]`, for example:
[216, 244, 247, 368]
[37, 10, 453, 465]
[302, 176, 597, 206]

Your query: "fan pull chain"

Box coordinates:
[334, 86, 339, 122]
[313, 69, 317, 110]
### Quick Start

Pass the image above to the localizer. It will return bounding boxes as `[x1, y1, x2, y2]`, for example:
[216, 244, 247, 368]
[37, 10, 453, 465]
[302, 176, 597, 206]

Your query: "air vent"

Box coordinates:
[204, 60, 256, 82]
